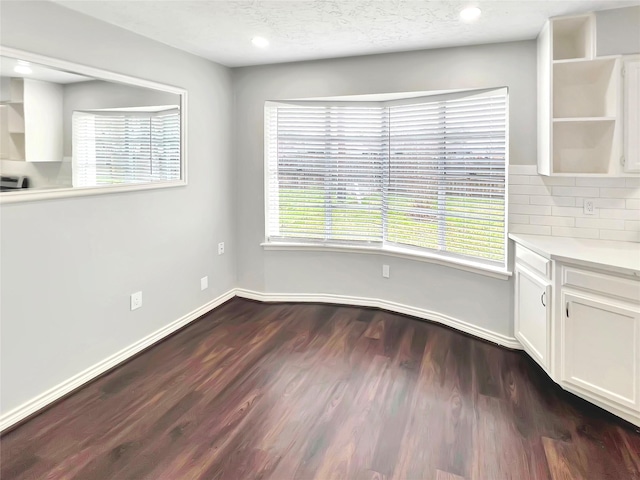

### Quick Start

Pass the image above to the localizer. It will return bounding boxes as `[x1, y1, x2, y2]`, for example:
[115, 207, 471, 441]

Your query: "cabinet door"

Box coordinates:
[23, 79, 63, 162]
[515, 265, 551, 370]
[561, 291, 640, 412]
[624, 58, 640, 172]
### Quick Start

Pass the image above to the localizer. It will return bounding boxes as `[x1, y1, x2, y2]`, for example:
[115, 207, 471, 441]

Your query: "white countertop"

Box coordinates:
[509, 233, 640, 273]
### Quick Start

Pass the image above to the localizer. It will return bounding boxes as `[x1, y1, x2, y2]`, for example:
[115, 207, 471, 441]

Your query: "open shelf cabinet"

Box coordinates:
[538, 13, 629, 176]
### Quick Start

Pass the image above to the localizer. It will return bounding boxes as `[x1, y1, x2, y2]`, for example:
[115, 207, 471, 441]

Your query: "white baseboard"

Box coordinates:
[235, 288, 522, 350]
[1, 287, 521, 433]
[0, 289, 236, 433]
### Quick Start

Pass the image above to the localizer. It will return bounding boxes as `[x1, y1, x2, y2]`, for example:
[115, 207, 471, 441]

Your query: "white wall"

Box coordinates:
[233, 41, 537, 340]
[0, 1, 235, 415]
[596, 6, 640, 56]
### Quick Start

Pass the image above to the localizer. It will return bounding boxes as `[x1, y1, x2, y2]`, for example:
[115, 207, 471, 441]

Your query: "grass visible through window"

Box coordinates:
[277, 188, 504, 262]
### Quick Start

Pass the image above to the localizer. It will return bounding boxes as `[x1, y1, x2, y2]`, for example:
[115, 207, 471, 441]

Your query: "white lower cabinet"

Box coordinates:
[515, 265, 551, 371]
[511, 238, 640, 426]
[560, 290, 640, 415]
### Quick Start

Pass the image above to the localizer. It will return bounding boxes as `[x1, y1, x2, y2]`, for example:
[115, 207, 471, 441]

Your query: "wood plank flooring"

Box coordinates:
[2, 298, 639, 479]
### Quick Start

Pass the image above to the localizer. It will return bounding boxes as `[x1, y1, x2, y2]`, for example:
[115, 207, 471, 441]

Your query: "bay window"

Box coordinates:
[265, 88, 508, 270]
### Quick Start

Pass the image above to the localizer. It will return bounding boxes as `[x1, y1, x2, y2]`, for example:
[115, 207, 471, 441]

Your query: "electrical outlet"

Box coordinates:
[584, 199, 595, 215]
[382, 264, 390, 278]
[201, 276, 209, 291]
[130, 291, 142, 311]
[218, 242, 225, 255]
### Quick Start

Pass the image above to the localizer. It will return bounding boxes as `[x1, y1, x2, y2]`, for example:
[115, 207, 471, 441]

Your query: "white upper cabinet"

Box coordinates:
[537, 13, 633, 176]
[0, 77, 63, 162]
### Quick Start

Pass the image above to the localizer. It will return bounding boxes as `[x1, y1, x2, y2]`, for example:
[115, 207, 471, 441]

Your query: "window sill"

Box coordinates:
[261, 242, 512, 280]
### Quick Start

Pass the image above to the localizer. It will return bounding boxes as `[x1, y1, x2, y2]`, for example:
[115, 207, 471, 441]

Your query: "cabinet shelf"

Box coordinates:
[538, 13, 628, 177]
[553, 120, 618, 174]
[553, 58, 618, 118]
[553, 116, 616, 123]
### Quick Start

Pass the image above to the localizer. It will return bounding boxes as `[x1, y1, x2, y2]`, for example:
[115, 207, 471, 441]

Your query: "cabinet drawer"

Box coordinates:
[515, 244, 551, 279]
[563, 267, 640, 303]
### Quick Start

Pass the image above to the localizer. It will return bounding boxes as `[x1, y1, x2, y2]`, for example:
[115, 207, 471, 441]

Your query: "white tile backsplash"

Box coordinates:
[509, 165, 640, 242]
[552, 186, 599, 197]
[551, 206, 583, 217]
[575, 218, 625, 230]
[552, 226, 600, 239]
[530, 215, 575, 227]
[600, 230, 640, 242]
[512, 185, 553, 195]
[626, 220, 640, 231]
[626, 178, 640, 187]
[599, 188, 640, 198]
[576, 177, 627, 187]
[510, 204, 552, 215]
[599, 209, 640, 220]
[509, 224, 553, 235]
[593, 198, 626, 209]
[529, 195, 575, 206]
[509, 194, 530, 204]
[627, 199, 640, 209]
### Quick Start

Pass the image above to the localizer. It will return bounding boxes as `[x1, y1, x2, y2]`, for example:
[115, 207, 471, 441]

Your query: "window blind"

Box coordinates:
[72, 108, 180, 187]
[265, 89, 507, 267]
[151, 109, 181, 182]
[266, 105, 386, 243]
[388, 93, 507, 263]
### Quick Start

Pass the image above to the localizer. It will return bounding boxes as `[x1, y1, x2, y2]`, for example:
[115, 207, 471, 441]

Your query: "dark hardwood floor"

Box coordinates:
[2, 298, 639, 479]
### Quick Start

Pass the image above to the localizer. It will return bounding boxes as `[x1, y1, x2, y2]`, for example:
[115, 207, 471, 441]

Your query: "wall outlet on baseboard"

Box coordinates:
[130, 291, 142, 311]
[201, 276, 209, 291]
[382, 264, 390, 278]
[584, 199, 595, 215]
[218, 242, 225, 255]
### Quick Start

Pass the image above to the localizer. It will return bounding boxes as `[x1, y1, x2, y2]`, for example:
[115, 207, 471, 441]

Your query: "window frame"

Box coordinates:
[263, 88, 511, 279]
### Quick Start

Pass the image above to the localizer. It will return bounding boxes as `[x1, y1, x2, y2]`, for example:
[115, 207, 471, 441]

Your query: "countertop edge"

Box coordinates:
[509, 233, 640, 274]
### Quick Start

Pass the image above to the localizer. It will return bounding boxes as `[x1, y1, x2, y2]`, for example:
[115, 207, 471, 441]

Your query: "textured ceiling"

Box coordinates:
[54, 0, 640, 67]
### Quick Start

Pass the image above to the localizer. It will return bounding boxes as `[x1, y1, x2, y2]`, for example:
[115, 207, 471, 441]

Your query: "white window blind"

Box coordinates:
[388, 93, 507, 263]
[151, 109, 181, 181]
[266, 104, 386, 243]
[72, 108, 180, 187]
[266, 89, 507, 267]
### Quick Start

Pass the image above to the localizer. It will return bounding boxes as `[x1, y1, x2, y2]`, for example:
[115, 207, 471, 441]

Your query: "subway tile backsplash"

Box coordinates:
[508, 165, 640, 242]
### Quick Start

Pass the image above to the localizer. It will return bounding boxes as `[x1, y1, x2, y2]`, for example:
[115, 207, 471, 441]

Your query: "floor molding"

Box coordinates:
[1, 287, 521, 433]
[235, 288, 522, 350]
[0, 289, 236, 433]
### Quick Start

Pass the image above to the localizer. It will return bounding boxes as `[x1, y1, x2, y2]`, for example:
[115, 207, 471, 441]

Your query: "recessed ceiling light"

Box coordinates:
[251, 36, 269, 48]
[14, 65, 32, 74]
[460, 6, 481, 23]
